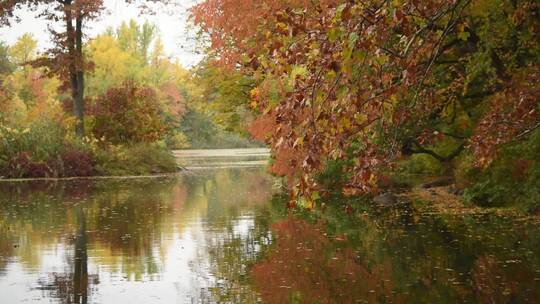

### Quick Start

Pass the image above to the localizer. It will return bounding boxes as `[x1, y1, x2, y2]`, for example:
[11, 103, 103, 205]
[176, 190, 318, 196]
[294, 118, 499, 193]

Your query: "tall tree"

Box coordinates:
[0, 0, 105, 137]
[9, 33, 37, 66]
[0, 41, 14, 75]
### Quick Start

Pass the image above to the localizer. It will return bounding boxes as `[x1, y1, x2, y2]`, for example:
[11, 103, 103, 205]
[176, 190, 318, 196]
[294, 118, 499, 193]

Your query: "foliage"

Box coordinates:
[179, 108, 259, 149]
[0, 41, 14, 75]
[462, 129, 540, 212]
[190, 60, 255, 134]
[91, 82, 168, 144]
[92, 142, 178, 176]
[192, 0, 540, 205]
[9, 33, 37, 66]
[0, 119, 177, 178]
[0, 0, 108, 136]
[86, 20, 191, 149]
[0, 1, 176, 137]
[164, 131, 190, 149]
[0, 120, 87, 178]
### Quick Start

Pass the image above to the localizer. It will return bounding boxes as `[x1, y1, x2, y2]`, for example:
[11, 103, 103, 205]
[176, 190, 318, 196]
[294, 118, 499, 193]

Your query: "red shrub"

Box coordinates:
[60, 147, 93, 177]
[91, 82, 168, 144]
[1, 152, 54, 178]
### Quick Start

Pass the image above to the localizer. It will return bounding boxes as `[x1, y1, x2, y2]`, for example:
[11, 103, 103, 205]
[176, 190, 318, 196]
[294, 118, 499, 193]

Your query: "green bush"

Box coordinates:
[0, 120, 65, 163]
[0, 120, 77, 178]
[164, 131, 190, 149]
[0, 120, 178, 178]
[92, 143, 177, 176]
[462, 130, 540, 212]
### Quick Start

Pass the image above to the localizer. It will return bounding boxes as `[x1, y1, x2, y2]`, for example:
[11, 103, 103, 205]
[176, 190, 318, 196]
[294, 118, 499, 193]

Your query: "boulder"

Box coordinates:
[373, 192, 398, 206]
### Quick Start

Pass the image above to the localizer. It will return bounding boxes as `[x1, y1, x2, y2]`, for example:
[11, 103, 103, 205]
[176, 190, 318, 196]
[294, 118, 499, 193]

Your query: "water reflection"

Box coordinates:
[37, 208, 97, 304]
[0, 168, 273, 303]
[0, 167, 540, 303]
[246, 206, 540, 303]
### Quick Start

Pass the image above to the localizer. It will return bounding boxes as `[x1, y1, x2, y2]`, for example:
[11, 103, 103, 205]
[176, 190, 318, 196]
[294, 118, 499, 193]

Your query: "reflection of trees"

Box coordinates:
[74, 208, 89, 304]
[37, 208, 98, 304]
[0, 179, 181, 279]
[2, 170, 540, 303]
[251, 218, 396, 303]
[247, 203, 540, 303]
[190, 168, 275, 303]
[0, 168, 277, 302]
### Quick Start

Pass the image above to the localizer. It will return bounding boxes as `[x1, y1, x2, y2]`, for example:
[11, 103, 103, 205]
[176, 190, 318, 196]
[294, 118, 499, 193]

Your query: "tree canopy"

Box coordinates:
[191, 0, 540, 201]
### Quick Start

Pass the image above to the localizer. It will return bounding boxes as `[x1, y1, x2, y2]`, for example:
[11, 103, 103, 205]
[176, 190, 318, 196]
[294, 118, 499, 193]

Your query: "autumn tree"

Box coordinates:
[0, 41, 13, 75]
[9, 33, 37, 67]
[0, 1, 173, 137]
[192, 0, 540, 201]
[0, 0, 106, 137]
[114, 19, 157, 65]
[190, 59, 255, 134]
[91, 82, 168, 143]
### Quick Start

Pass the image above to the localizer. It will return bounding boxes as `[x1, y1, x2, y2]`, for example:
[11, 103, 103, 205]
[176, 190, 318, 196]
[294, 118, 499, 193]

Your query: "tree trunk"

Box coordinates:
[74, 15, 85, 137]
[65, 0, 85, 137]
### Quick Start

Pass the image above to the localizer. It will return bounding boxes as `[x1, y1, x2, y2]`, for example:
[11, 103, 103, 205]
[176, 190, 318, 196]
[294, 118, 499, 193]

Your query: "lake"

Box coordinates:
[0, 149, 539, 303]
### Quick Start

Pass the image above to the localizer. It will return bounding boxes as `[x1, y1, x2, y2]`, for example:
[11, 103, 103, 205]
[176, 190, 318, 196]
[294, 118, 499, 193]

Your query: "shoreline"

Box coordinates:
[0, 172, 182, 182]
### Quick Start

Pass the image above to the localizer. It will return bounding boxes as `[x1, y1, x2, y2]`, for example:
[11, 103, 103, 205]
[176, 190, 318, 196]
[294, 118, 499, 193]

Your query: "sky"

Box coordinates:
[0, 0, 204, 67]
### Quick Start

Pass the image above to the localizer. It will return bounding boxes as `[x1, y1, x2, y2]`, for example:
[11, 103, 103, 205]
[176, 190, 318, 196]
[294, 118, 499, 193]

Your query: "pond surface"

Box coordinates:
[0, 150, 540, 303]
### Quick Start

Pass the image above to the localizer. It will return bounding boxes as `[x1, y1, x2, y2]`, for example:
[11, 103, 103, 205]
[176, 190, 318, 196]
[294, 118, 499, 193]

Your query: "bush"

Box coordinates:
[0, 120, 178, 178]
[0, 121, 64, 178]
[462, 130, 540, 212]
[398, 154, 445, 175]
[0, 120, 65, 162]
[59, 146, 93, 177]
[164, 131, 190, 149]
[91, 82, 168, 144]
[93, 143, 177, 176]
[1, 152, 53, 178]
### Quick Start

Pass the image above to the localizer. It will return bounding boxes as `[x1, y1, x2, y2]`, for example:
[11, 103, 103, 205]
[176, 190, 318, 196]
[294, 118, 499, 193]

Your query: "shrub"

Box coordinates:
[398, 154, 445, 176]
[462, 130, 540, 212]
[165, 131, 190, 149]
[179, 108, 260, 149]
[0, 152, 53, 178]
[0, 120, 65, 178]
[91, 82, 168, 144]
[92, 143, 177, 176]
[0, 120, 65, 162]
[0, 120, 177, 178]
[59, 146, 93, 177]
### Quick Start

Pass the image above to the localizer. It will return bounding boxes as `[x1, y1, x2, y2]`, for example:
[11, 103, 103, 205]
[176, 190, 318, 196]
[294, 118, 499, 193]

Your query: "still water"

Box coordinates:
[0, 150, 540, 303]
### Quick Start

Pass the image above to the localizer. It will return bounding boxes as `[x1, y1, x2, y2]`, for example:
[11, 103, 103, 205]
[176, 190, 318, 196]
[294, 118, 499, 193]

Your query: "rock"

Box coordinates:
[447, 186, 463, 196]
[373, 192, 398, 206]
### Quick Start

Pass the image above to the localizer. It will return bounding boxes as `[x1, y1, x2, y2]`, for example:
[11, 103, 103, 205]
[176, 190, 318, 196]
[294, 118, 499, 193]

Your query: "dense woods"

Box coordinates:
[192, 0, 540, 211]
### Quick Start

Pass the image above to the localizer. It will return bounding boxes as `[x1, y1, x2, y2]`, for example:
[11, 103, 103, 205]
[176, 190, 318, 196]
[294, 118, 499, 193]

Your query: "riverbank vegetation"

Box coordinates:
[0, 19, 258, 178]
[191, 0, 540, 212]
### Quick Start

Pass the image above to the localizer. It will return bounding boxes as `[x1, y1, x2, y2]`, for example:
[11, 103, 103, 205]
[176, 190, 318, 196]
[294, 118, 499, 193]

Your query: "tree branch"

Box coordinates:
[408, 140, 465, 162]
